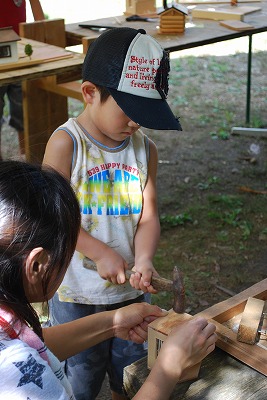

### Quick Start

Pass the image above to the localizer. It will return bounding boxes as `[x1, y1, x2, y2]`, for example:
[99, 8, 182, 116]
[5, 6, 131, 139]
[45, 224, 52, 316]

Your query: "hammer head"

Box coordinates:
[172, 266, 185, 313]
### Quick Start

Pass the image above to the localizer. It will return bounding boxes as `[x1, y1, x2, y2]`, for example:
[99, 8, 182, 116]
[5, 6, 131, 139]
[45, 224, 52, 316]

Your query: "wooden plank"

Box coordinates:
[237, 297, 264, 344]
[197, 278, 267, 321]
[211, 318, 267, 375]
[0, 39, 73, 71]
[28, 0, 45, 21]
[0, 52, 83, 86]
[220, 20, 255, 30]
[196, 280, 267, 376]
[160, 22, 185, 26]
[161, 14, 185, 22]
[36, 76, 83, 102]
[148, 280, 267, 377]
[19, 19, 66, 47]
[159, 29, 185, 33]
[124, 348, 267, 399]
[149, 311, 192, 336]
[192, 5, 261, 21]
[22, 78, 68, 163]
[182, 0, 261, 3]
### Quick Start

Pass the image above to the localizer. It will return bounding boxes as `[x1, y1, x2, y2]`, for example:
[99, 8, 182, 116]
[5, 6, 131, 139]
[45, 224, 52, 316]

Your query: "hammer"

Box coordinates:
[83, 258, 185, 313]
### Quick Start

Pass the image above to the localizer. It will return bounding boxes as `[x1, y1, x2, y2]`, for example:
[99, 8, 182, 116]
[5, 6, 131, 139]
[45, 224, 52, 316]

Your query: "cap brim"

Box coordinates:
[108, 88, 182, 131]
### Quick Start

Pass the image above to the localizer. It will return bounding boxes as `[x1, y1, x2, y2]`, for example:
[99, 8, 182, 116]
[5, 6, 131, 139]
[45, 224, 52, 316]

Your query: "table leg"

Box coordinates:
[22, 78, 68, 163]
[246, 33, 253, 125]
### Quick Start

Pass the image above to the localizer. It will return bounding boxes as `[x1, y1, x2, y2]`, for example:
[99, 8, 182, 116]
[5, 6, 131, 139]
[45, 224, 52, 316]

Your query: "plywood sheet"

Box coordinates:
[192, 5, 261, 20]
[220, 20, 254, 30]
[0, 39, 73, 71]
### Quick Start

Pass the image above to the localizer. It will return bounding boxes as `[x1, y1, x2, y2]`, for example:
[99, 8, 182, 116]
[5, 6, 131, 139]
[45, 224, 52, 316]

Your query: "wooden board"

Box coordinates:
[220, 20, 255, 29]
[237, 297, 264, 344]
[192, 5, 261, 20]
[181, 0, 261, 3]
[198, 279, 267, 376]
[124, 347, 267, 399]
[147, 279, 267, 377]
[0, 39, 73, 72]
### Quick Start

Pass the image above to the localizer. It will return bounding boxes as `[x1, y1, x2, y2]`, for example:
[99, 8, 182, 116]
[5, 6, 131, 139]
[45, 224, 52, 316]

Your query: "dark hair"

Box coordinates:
[0, 160, 81, 339]
[96, 84, 110, 103]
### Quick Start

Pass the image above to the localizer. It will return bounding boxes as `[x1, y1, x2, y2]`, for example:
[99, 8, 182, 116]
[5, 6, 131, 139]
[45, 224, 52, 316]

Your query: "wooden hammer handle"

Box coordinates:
[125, 269, 173, 292]
[83, 257, 173, 292]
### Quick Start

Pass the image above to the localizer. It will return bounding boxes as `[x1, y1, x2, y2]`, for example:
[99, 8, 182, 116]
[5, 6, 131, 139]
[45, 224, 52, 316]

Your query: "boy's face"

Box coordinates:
[88, 88, 141, 146]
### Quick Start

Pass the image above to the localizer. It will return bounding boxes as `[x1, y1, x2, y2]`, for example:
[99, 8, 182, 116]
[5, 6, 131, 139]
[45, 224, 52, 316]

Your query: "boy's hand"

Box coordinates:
[129, 260, 159, 293]
[113, 303, 168, 343]
[95, 247, 128, 285]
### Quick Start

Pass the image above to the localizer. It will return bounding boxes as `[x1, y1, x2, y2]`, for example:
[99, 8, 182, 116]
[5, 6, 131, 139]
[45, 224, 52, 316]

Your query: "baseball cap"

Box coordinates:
[82, 27, 182, 131]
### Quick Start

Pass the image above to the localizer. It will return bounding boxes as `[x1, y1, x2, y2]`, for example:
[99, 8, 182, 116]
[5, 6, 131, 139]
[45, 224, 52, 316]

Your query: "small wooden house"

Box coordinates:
[158, 4, 188, 34]
[125, 0, 156, 15]
[0, 27, 20, 64]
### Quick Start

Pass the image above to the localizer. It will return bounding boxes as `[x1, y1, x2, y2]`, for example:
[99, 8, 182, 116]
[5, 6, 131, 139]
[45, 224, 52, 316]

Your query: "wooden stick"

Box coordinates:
[29, 0, 45, 21]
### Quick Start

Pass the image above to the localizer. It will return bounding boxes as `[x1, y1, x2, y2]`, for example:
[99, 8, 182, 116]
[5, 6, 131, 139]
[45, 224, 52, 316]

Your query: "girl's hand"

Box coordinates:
[155, 317, 217, 381]
[113, 303, 168, 343]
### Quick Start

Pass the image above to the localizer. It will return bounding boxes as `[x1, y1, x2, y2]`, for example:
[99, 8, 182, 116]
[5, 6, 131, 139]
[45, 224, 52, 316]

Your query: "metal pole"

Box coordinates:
[246, 34, 253, 125]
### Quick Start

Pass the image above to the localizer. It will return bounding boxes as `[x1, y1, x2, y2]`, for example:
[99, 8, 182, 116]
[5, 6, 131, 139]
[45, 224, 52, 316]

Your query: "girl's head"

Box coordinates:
[0, 160, 81, 336]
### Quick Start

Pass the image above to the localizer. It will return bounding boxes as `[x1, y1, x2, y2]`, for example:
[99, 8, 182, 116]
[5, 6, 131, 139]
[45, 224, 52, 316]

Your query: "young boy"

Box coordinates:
[43, 27, 182, 400]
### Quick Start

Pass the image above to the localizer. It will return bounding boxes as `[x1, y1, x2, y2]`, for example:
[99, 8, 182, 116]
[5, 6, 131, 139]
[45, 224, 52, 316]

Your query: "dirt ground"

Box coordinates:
[145, 49, 267, 314]
[1, 45, 267, 400]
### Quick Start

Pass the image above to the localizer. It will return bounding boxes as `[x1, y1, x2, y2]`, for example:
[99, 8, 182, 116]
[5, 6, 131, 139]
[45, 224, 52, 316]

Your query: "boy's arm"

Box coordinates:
[43, 131, 129, 284]
[77, 228, 128, 284]
[130, 139, 161, 293]
[43, 130, 74, 180]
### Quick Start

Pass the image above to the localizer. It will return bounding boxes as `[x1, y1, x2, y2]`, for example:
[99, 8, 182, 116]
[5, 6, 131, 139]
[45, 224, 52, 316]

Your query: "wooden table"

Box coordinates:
[0, 39, 84, 162]
[65, 1, 267, 124]
[124, 348, 267, 399]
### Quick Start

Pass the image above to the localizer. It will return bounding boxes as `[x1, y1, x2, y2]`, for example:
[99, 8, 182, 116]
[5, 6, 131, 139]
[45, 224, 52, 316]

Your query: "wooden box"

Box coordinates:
[148, 312, 201, 381]
[125, 0, 156, 16]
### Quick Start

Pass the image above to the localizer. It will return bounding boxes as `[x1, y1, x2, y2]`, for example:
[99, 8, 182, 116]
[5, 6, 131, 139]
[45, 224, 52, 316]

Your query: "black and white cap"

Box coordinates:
[82, 27, 182, 131]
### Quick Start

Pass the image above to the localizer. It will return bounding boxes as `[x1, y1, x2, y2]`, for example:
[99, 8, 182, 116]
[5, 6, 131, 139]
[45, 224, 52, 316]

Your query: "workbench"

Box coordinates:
[0, 38, 84, 162]
[65, 1, 267, 125]
[123, 348, 267, 399]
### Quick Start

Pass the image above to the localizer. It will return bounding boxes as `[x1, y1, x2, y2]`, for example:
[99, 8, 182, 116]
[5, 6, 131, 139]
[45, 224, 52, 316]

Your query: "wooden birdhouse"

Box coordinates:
[148, 310, 202, 382]
[0, 27, 20, 64]
[125, 0, 156, 16]
[158, 4, 188, 34]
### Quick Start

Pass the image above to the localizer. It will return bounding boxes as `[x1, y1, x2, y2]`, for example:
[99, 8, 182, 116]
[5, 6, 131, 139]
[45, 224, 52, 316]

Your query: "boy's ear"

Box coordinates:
[81, 81, 97, 104]
[24, 247, 49, 284]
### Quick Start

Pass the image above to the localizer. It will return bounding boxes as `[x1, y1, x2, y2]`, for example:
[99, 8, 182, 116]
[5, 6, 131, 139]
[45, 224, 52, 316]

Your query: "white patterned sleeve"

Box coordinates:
[0, 339, 70, 399]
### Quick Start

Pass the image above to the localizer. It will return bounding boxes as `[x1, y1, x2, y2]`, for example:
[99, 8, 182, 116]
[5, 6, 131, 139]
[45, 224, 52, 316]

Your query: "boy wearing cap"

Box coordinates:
[43, 27, 181, 400]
